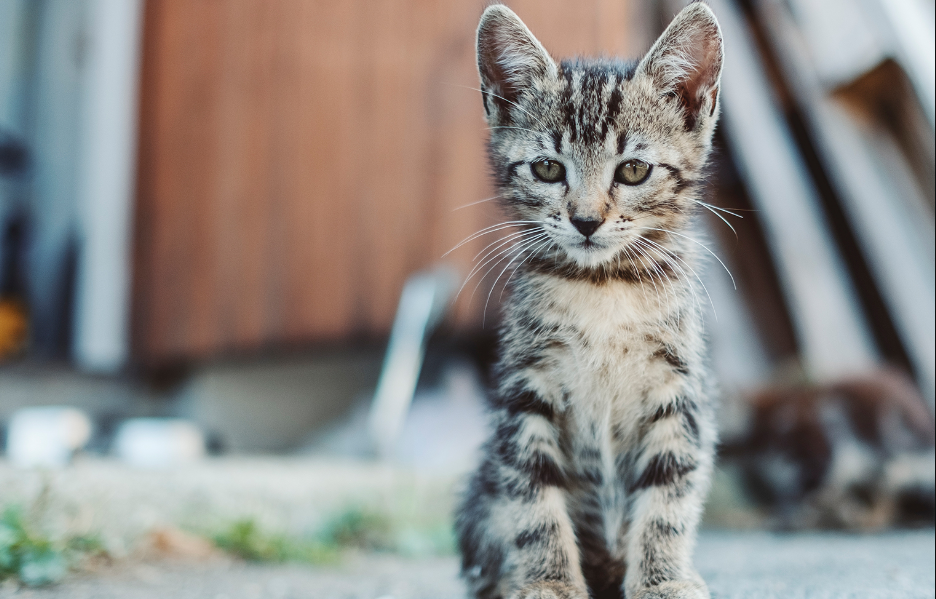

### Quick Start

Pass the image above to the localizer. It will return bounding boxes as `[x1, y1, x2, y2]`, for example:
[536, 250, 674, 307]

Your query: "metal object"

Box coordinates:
[368, 267, 457, 459]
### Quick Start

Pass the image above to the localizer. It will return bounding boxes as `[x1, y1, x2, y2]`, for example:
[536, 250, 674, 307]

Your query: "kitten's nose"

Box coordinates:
[570, 217, 603, 238]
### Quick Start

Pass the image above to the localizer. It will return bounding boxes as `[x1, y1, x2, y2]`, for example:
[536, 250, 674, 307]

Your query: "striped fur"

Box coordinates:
[457, 4, 723, 599]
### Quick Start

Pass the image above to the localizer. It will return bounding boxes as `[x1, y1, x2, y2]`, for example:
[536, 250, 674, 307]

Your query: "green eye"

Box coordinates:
[531, 160, 566, 183]
[614, 159, 651, 185]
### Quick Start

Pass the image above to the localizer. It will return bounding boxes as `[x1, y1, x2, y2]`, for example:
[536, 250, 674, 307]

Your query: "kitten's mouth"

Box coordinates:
[577, 239, 600, 251]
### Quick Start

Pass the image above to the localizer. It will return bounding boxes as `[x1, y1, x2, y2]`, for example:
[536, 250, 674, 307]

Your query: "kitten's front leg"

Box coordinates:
[490, 389, 589, 599]
[623, 389, 714, 599]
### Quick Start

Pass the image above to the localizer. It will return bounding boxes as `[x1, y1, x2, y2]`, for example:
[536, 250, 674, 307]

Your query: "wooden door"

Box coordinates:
[132, 0, 642, 365]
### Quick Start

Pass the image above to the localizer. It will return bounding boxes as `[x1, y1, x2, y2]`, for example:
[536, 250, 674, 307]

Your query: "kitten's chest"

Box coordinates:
[539, 279, 688, 398]
[560, 326, 659, 408]
[523, 276, 700, 447]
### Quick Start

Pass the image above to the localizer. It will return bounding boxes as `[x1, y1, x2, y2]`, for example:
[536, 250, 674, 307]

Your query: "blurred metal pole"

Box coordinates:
[73, 0, 144, 372]
[368, 267, 457, 459]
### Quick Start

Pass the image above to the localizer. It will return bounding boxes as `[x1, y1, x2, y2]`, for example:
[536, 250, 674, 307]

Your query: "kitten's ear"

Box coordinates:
[638, 2, 723, 130]
[476, 5, 557, 123]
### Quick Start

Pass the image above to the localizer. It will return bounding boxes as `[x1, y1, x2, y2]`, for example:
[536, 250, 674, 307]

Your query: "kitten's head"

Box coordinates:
[476, 2, 723, 275]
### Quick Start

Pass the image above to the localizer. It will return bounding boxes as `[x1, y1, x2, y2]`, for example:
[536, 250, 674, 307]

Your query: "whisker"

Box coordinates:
[694, 200, 744, 219]
[453, 195, 502, 211]
[499, 236, 554, 302]
[445, 83, 550, 131]
[457, 232, 548, 302]
[636, 235, 716, 321]
[633, 237, 693, 319]
[485, 236, 554, 324]
[633, 240, 682, 328]
[693, 200, 738, 240]
[443, 220, 540, 257]
[628, 243, 669, 314]
[463, 234, 540, 292]
[473, 229, 540, 261]
[467, 233, 549, 309]
[639, 226, 736, 290]
[621, 244, 659, 311]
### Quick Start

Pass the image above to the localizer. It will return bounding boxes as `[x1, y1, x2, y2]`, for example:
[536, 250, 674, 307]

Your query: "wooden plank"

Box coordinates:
[704, 0, 879, 379]
[752, 0, 936, 407]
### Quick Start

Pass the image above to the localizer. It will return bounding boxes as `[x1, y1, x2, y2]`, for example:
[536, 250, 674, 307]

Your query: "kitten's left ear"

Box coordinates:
[638, 2, 723, 130]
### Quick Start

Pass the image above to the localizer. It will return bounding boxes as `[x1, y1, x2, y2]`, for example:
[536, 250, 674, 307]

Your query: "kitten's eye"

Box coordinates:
[531, 160, 566, 183]
[614, 159, 651, 185]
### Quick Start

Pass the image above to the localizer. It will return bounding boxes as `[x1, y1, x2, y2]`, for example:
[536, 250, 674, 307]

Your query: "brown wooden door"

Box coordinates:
[132, 0, 641, 366]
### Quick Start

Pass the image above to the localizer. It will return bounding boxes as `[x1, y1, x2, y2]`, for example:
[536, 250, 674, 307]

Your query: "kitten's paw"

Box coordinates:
[511, 581, 588, 599]
[632, 580, 710, 599]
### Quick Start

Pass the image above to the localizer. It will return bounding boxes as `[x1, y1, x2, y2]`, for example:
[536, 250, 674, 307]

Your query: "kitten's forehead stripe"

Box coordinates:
[616, 131, 628, 156]
[551, 130, 563, 154]
[603, 81, 623, 145]
[559, 69, 578, 144]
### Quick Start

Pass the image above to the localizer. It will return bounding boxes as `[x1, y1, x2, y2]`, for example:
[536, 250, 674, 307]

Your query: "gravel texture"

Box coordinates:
[1, 530, 932, 599]
[1, 458, 932, 598]
[697, 530, 934, 599]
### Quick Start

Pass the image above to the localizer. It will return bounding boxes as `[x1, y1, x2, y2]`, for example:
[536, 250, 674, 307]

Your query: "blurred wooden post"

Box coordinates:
[705, 0, 880, 379]
[750, 0, 935, 408]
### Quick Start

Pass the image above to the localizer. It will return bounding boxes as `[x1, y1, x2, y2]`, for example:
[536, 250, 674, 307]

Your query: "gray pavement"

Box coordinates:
[697, 530, 934, 598]
[2, 530, 932, 599]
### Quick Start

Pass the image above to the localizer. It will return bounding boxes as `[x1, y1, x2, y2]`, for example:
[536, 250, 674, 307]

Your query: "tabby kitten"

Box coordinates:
[456, 3, 724, 599]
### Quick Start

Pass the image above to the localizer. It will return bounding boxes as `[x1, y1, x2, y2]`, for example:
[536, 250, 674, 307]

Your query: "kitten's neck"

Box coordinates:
[512, 265, 698, 330]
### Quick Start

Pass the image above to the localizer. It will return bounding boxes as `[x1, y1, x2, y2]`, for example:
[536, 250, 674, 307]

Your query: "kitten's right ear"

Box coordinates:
[476, 5, 556, 124]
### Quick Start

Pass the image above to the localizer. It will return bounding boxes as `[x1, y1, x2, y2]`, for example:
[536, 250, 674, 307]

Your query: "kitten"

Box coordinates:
[456, 3, 723, 599]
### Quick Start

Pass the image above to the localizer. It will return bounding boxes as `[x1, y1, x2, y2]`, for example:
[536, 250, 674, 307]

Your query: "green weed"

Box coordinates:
[0, 506, 103, 587]
[211, 518, 338, 564]
[210, 506, 455, 564]
[321, 507, 393, 551]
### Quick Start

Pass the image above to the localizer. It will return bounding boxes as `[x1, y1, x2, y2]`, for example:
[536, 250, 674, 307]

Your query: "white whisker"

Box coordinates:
[463, 233, 540, 292]
[639, 226, 736, 290]
[632, 237, 691, 319]
[484, 236, 553, 325]
[467, 234, 549, 310]
[499, 236, 555, 303]
[443, 220, 541, 257]
[693, 200, 739, 240]
[446, 83, 550, 131]
[472, 229, 540, 261]
[695, 200, 744, 219]
[635, 235, 716, 321]
[453, 196, 502, 211]
[457, 232, 548, 303]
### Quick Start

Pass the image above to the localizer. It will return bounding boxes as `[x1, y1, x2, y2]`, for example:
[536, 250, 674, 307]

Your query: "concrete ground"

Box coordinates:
[0, 530, 932, 599]
[1, 363, 933, 599]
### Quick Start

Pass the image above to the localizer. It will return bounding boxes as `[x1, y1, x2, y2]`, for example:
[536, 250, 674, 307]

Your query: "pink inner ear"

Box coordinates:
[671, 25, 722, 128]
[479, 36, 509, 94]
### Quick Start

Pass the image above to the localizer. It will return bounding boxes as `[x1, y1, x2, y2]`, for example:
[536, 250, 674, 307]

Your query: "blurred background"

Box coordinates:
[0, 0, 933, 594]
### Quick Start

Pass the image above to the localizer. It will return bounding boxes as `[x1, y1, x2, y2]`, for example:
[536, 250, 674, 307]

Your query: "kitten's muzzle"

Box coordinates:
[570, 216, 603, 239]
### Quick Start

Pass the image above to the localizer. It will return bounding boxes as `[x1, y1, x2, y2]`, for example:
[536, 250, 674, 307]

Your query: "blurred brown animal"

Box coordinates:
[724, 368, 935, 530]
